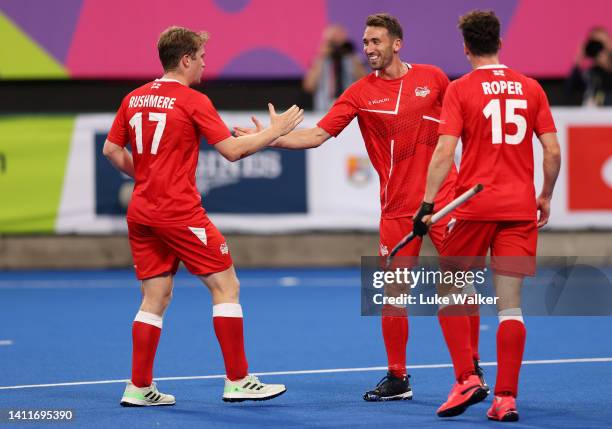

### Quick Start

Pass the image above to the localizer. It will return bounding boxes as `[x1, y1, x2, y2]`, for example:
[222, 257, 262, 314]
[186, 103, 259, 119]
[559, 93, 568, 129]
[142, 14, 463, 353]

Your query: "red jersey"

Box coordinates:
[439, 65, 557, 221]
[107, 78, 231, 226]
[318, 64, 457, 219]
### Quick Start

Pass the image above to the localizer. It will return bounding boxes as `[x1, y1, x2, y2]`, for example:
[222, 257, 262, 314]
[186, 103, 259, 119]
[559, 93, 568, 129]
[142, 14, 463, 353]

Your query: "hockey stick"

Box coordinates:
[385, 184, 484, 269]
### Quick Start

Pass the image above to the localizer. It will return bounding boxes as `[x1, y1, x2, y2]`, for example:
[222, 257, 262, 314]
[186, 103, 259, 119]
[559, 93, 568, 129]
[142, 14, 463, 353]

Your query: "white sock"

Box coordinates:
[212, 303, 243, 318]
[498, 308, 523, 324]
[134, 311, 163, 329]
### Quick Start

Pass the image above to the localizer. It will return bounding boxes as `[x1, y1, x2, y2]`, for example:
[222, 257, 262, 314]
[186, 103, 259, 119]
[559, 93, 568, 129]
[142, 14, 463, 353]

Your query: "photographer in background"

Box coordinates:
[566, 26, 612, 106]
[303, 24, 367, 111]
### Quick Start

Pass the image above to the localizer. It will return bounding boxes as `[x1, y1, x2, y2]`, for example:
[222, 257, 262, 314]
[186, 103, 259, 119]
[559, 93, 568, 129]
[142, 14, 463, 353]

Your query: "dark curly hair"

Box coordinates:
[458, 10, 500, 56]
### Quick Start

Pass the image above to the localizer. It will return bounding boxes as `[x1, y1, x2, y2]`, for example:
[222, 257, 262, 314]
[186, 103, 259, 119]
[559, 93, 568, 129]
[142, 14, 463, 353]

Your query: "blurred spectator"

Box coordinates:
[303, 24, 367, 111]
[566, 26, 612, 106]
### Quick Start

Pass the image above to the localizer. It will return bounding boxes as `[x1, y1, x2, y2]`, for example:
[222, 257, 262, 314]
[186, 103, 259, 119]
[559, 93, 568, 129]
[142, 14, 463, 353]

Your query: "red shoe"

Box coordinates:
[487, 395, 519, 422]
[437, 374, 488, 418]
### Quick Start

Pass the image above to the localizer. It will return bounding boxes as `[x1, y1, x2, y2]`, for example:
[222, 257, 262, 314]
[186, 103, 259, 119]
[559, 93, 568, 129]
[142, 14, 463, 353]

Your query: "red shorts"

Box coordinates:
[127, 217, 233, 280]
[379, 215, 450, 258]
[440, 219, 538, 276]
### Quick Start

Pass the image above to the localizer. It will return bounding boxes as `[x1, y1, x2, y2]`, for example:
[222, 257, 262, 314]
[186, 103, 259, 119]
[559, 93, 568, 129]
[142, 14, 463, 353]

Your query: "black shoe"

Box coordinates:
[363, 372, 413, 401]
[474, 359, 490, 393]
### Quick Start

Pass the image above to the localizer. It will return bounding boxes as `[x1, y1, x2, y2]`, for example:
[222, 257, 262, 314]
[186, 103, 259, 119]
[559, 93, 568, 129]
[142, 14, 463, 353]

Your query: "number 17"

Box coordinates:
[129, 112, 167, 154]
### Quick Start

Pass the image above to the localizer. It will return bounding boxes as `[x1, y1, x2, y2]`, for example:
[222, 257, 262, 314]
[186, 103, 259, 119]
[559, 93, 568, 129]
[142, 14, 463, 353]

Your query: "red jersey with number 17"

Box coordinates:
[438, 65, 556, 221]
[318, 64, 457, 219]
[107, 78, 231, 226]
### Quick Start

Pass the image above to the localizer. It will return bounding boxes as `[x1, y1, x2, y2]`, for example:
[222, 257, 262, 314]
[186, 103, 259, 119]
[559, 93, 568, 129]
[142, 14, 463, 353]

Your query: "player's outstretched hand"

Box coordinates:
[413, 201, 434, 236]
[233, 116, 264, 136]
[536, 194, 551, 228]
[268, 103, 304, 136]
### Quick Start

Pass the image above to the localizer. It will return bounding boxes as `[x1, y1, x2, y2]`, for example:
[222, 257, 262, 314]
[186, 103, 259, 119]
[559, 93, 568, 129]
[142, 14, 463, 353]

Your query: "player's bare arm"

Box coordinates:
[234, 119, 331, 150]
[102, 139, 135, 178]
[215, 103, 304, 161]
[412, 134, 458, 234]
[272, 126, 331, 149]
[535, 132, 561, 227]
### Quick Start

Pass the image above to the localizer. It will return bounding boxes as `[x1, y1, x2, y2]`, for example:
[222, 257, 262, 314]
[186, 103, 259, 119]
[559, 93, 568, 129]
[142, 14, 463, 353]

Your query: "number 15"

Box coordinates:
[483, 99, 527, 145]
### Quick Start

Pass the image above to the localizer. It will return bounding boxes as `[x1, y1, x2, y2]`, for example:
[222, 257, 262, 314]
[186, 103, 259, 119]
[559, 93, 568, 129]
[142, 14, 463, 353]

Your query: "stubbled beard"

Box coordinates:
[369, 60, 386, 71]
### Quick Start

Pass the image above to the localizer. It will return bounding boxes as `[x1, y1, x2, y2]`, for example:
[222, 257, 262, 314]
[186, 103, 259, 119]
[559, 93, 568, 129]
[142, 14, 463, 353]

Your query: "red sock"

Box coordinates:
[381, 304, 408, 378]
[495, 319, 526, 397]
[467, 304, 480, 361]
[131, 311, 163, 387]
[438, 306, 474, 381]
[213, 303, 248, 381]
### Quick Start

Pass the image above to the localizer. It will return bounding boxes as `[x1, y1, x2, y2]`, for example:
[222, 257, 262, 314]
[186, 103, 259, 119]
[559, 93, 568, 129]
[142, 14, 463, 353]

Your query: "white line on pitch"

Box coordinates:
[0, 357, 610, 391]
[0, 340, 13, 346]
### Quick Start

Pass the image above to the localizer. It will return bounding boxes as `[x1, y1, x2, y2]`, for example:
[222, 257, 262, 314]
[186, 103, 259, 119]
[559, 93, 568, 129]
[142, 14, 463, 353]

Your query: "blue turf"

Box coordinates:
[0, 268, 611, 428]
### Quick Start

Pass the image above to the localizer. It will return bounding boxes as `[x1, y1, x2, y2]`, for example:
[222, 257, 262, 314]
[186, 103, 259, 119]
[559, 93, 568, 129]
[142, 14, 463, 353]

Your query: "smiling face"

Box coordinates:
[362, 26, 401, 70]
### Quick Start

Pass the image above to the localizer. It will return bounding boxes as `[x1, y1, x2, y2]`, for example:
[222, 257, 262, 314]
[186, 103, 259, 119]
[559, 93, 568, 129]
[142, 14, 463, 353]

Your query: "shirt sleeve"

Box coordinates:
[317, 86, 358, 137]
[438, 81, 463, 137]
[533, 82, 557, 136]
[191, 92, 232, 145]
[107, 98, 130, 147]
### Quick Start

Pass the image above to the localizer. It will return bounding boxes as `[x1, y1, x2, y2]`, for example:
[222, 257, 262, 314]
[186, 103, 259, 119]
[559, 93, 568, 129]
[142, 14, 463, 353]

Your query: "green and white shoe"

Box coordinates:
[120, 381, 176, 407]
[222, 375, 286, 402]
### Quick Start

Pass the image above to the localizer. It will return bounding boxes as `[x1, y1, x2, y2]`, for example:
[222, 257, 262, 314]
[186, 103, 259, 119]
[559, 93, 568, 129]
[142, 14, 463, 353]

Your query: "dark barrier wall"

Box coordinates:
[0, 78, 570, 114]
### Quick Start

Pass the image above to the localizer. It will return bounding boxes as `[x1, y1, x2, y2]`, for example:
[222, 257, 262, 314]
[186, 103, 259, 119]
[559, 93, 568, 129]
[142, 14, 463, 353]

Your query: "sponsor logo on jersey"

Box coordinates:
[368, 97, 390, 105]
[359, 81, 403, 115]
[220, 243, 229, 255]
[380, 244, 389, 256]
[492, 70, 505, 76]
[346, 155, 372, 186]
[414, 86, 430, 98]
[151, 82, 161, 89]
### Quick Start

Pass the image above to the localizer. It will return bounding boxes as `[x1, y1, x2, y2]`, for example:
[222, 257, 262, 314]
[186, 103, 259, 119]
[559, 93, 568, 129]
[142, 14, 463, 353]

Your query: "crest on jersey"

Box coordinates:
[415, 86, 430, 97]
[493, 70, 505, 76]
[220, 243, 229, 255]
[151, 82, 161, 89]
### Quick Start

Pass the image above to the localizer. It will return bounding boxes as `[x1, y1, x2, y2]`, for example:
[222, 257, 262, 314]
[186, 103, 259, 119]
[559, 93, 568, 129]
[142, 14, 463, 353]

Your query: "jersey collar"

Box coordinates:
[476, 64, 507, 70]
[374, 62, 412, 78]
[156, 78, 184, 84]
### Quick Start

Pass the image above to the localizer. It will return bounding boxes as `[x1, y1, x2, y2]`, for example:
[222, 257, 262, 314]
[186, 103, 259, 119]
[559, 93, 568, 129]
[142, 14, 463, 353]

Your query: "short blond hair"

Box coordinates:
[157, 26, 209, 72]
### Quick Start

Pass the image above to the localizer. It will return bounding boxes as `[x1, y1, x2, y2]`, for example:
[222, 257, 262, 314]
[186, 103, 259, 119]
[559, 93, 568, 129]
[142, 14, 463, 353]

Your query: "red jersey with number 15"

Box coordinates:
[107, 78, 231, 226]
[318, 64, 457, 219]
[438, 65, 556, 221]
